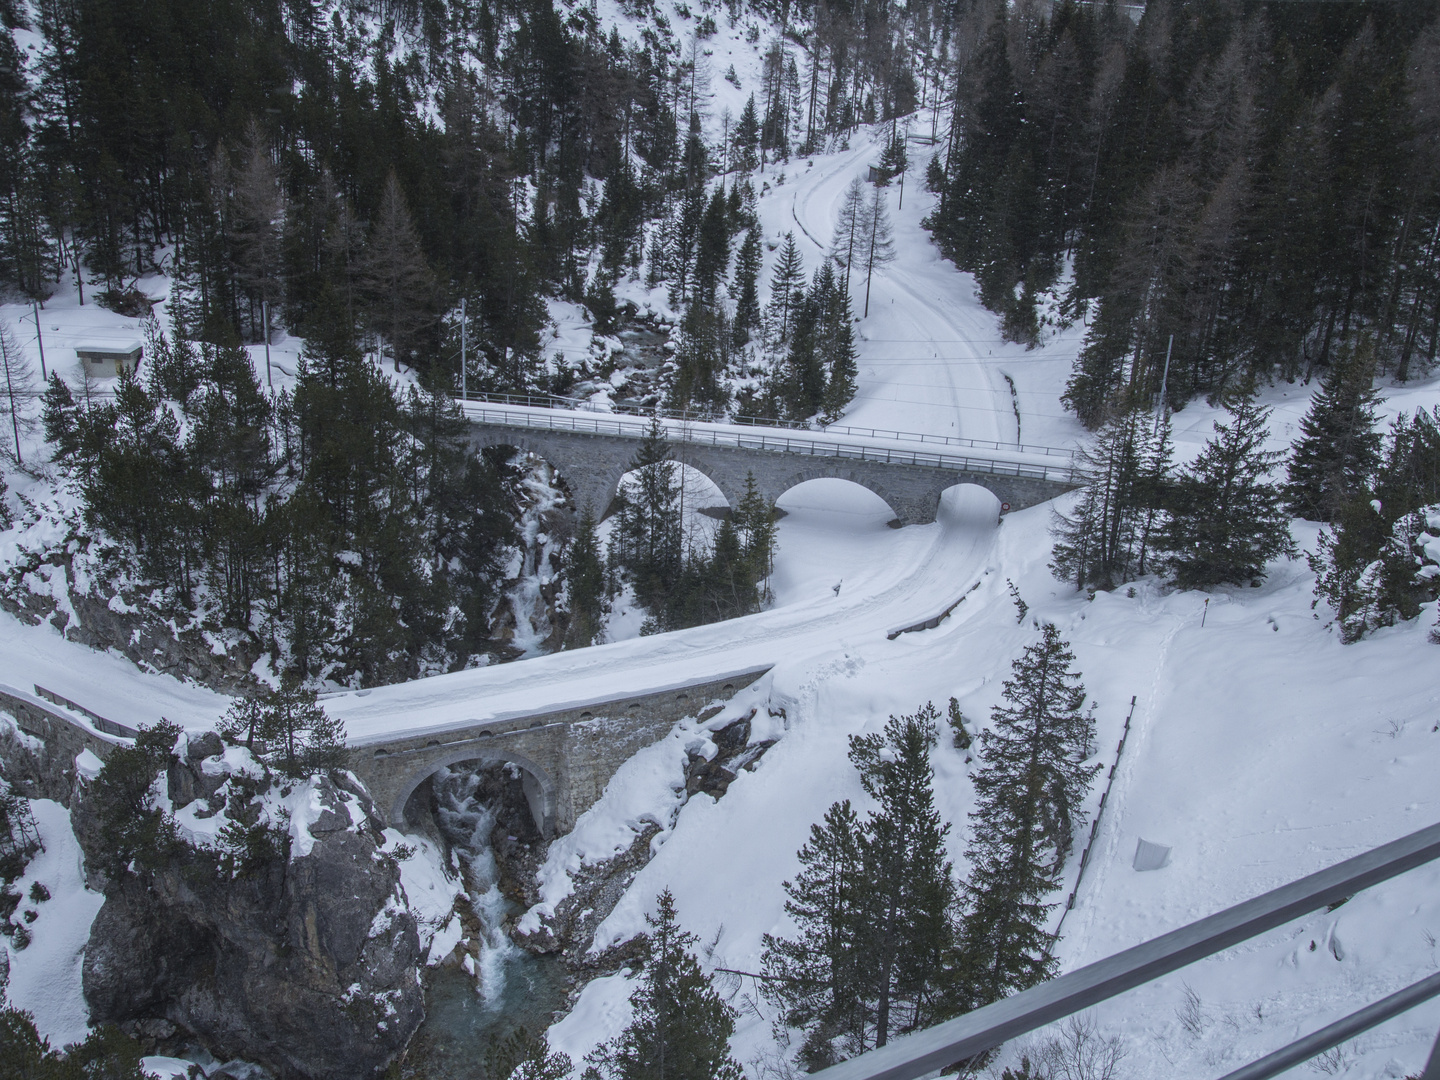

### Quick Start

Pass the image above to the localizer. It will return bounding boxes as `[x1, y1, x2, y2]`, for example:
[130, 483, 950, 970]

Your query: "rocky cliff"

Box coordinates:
[72, 733, 425, 1079]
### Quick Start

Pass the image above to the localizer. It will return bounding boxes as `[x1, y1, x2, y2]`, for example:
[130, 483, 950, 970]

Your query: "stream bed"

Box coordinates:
[400, 765, 571, 1079]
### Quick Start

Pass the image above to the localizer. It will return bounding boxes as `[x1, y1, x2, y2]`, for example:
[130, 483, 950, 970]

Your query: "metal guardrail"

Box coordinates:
[33, 683, 140, 739]
[455, 390, 1075, 459]
[809, 821, 1440, 1080]
[459, 402, 1079, 485]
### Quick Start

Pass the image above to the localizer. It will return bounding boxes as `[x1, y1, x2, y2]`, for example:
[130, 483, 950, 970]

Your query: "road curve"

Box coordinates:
[328, 485, 1001, 745]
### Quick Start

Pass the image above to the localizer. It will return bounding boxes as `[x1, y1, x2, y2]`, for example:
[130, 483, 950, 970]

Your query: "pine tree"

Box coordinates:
[221, 683, 347, 777]
[763, 706, 960, 1062]
[847, 704, 959, 1049]
[731, 229, 763, 347]
[565, 509, 610, 648]
[584, 890, 744, 1080]
[1285, 338, 1384, 522]
[487, 1028, 574, 1080]
[760, 800, 868, 1070]
[766, 232, 805, 348]
[1158, 396, 1295, 589]
[859, 186, 895, 318]
[958, 626, 1099, 1010]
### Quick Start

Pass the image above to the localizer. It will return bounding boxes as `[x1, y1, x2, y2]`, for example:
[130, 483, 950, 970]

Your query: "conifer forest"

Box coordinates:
[2, 0, 1440, 1078]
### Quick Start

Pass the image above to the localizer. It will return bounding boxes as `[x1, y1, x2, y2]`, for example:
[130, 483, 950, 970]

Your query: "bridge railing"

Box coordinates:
[454, 390, 1075, 460]
[807, 821, 1440, 1080]
[459, 401, 1080, 485]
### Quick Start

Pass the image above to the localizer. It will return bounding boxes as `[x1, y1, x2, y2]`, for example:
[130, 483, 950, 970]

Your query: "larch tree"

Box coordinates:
[362, 172, 435, 371]
[829, 176, 867, 294]
[860, 186, 895, 318]
[1050, 408, 1172, 592]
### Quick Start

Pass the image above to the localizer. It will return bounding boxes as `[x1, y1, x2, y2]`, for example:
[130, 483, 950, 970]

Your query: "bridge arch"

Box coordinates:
[774, 467, 903, 522]
[391, 746, 559, 838]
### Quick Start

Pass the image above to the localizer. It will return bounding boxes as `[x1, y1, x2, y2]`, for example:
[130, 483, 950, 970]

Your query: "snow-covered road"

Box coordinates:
[326, 484, 1000, 744]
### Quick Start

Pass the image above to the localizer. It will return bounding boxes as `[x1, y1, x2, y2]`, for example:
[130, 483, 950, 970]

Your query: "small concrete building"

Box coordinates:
[76, 340, 142, 377]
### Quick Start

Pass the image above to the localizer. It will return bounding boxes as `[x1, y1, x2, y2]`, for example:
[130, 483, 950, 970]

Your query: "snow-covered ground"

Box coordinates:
[4, 21, 1440, 1074]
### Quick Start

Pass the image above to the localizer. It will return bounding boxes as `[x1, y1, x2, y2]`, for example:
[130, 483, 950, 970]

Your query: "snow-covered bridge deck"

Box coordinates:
[459, 399, 1077, 523]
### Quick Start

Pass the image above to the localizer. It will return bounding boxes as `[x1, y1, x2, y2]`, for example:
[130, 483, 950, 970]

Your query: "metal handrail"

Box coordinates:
[808, 821, 1440, 1080]
[454, 390, 1075, 459]
[458, 402, 1079, 485]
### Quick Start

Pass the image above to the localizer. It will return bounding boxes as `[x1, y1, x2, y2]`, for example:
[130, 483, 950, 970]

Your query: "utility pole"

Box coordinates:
[1154, 333, 1173, 437]
[32, 301, 46, 380]
[460, 297, 467, 400]
[262, 301, 273, 389]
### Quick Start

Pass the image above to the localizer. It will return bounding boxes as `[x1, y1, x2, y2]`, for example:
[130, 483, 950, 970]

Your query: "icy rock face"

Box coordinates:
[73, 760, 424, 1080]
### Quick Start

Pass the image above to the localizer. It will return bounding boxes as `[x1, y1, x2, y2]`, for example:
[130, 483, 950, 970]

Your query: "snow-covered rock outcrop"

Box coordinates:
[71, 736, 426, 1079]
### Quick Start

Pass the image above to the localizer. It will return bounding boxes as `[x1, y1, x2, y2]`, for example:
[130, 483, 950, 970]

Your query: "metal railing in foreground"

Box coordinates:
[458, 402, 1079, 485]
[809, 822, 1440, 1080]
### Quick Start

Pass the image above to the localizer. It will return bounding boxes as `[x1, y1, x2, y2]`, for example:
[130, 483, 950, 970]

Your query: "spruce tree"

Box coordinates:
[584, 890, 743, 1080]
[610, 419, 683, 613]
[731, 229, 763, 347]
[1158, 397, 1295, 589]
[766, 232, 805, 347]
[733, 95, 760, 173]
[958, 626, 1099, 1010]
[1051, 409, 1172, 591]
[565, 509, 610, 648]
[1285, 337, 1384, 522]
[693, 187, 731, 304]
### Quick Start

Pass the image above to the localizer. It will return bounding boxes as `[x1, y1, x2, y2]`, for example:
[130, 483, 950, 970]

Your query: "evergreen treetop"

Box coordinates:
[584, 890, 743, 1080]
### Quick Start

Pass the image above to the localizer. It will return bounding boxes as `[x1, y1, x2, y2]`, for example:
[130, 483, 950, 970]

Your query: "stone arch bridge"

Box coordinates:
[2, 669, 771, 840]
[347, 668, 773, 836]
[465, 404, 1076, 525]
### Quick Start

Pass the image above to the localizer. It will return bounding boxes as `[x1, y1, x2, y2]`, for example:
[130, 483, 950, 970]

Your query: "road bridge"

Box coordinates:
[347, 667, 769, 836]
[461, 401, 1077, 525]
